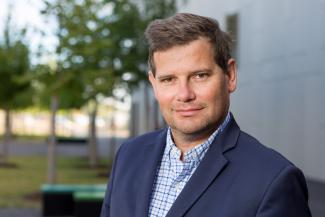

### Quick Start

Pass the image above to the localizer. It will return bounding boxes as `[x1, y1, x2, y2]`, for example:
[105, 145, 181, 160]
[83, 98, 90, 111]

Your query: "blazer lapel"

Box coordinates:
[166, 117, 240, 217]
[135, 129, 167, 217]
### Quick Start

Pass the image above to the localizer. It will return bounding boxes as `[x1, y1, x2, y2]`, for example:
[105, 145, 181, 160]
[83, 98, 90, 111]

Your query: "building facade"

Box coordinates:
[130, 0, 325, 182]
[183, 0, 325, 182]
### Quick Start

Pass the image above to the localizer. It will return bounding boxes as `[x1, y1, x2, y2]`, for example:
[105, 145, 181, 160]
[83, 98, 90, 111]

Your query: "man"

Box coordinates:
[101, 13, 311, 217]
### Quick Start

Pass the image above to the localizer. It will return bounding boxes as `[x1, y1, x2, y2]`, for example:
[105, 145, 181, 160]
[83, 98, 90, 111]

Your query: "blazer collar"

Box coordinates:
[135, 129, 168, 217]
[166, 115, 240, 217]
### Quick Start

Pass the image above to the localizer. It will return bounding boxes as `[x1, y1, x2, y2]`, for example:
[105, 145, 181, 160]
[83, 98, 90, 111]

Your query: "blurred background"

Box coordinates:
[0, 0, 324, 217]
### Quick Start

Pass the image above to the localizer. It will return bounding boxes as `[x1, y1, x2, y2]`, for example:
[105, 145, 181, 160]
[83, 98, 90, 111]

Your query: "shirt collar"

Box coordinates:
[165, 112, 231, 163]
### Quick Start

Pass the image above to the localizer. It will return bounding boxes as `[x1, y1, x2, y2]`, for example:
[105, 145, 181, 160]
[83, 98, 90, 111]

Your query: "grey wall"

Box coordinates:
[182, 0, 325, 182]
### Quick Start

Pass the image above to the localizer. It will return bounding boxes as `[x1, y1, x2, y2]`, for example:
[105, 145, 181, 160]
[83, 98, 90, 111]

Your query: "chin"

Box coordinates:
[172, 121, 211, 135]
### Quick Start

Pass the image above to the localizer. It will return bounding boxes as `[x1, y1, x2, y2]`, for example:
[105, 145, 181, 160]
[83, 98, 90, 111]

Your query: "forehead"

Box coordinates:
[153, 38, 215, 76]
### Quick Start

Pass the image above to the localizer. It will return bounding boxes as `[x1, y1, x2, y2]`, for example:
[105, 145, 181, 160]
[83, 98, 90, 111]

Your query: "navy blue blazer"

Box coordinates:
[101, 116, 311, 217]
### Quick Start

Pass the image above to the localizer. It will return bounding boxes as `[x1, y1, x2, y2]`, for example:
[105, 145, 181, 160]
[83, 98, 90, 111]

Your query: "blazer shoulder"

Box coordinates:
[234, 130, 295, 170]
[226, 131, 308, 200]
[118, 128, 167, 153]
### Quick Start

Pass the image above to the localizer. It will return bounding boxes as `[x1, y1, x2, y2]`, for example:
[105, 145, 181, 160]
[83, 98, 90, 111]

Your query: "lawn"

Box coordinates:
[0, 156, 110, 208]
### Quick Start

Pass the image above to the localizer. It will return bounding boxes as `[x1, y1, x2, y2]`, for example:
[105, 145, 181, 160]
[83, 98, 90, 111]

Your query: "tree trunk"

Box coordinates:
[108, 113, 116, 164]
[48, 95, 58, 184]
[88, 99, 98, 168]
[0, 107, 12, 164]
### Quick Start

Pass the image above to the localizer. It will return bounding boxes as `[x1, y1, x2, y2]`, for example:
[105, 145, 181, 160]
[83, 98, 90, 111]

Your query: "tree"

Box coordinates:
[0, 7, 32, 165]
[41, 0, 146, 168]
[40, 0, 181, 172]
[32, 62, 85, 183]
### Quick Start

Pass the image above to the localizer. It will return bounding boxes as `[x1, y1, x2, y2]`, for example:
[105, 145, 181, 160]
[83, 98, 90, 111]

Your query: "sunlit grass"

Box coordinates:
[0, 156, 110, 208]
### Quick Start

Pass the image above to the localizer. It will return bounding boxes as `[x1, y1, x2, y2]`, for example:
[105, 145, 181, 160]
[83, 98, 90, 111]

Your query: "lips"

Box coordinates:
[174, 107, 203, 117]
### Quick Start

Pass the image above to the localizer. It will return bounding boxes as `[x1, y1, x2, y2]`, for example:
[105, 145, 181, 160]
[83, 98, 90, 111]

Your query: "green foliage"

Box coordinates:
[0, 12, 32, 110]
[41, 0, 120, 104]
[39, 0, 179, 106]
[32, 63, 86, 109]
[0, 0, 180, 110]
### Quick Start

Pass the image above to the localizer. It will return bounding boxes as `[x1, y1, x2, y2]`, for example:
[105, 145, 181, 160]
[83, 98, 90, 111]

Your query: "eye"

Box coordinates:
[193, 72, 209, 80]
[159, 77, 174, 84]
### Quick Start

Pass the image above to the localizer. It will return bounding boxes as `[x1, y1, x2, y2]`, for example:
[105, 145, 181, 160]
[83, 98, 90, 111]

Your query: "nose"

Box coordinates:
[176, 81, 196, 102]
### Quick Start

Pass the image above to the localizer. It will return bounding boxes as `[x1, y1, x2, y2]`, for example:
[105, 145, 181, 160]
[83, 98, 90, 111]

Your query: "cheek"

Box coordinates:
[156, 90, 174, 108]
[196, 82, 219, 99]
[197, 85, 228, 107]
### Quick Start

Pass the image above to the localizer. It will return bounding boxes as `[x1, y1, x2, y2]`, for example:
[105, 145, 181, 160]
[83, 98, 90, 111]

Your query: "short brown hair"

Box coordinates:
[145, 13, 233, 76]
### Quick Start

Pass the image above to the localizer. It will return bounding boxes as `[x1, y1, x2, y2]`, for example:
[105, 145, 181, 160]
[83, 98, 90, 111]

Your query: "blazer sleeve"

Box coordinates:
[100, 147, 121, 217]
[256, 165, 312, 217]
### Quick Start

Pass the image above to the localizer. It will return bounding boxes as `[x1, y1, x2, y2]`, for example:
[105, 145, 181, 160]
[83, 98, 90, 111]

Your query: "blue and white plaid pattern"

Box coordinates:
[148, 113, 231, 217]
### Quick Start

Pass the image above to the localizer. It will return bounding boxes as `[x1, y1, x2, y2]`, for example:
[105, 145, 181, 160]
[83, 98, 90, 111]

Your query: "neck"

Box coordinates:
[171, 126, 217, 155]
[170, 112, 229, 157]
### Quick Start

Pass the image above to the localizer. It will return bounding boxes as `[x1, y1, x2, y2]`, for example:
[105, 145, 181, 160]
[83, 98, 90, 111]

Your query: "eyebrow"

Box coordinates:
[192, 69, 213, 74]
[156, 74, 174, 80]
[156, 69, 213, 80]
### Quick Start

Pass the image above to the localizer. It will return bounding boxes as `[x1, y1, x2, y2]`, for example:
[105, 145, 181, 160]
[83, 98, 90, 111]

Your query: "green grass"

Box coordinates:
[0, 156, 110, 208]
[0, 134, 47, 141]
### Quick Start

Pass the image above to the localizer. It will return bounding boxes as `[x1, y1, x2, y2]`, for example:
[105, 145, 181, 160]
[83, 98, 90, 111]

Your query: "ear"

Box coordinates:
[226, 58, 237, 93]
[148, 71, 158, 97]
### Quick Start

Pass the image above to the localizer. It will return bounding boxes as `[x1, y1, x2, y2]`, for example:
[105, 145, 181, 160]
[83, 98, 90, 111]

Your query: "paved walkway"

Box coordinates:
[0, 208, 40, 217]
[6, 137, 125, 157]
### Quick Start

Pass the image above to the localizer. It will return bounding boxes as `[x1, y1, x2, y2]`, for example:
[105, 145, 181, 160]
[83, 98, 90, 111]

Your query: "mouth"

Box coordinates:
[174, 107, 204, 117]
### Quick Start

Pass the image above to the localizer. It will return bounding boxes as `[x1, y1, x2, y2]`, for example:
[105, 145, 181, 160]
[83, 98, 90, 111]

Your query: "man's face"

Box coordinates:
[149, 37, 237, 138]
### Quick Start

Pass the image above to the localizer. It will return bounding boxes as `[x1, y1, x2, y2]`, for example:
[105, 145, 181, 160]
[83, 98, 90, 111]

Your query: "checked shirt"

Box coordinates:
[148, 113, 231, 217]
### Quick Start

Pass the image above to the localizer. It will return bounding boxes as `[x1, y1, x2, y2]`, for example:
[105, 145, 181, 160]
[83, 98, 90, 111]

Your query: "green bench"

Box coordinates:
[73, 191, 106, 217]
[41, 184, 106, 217]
